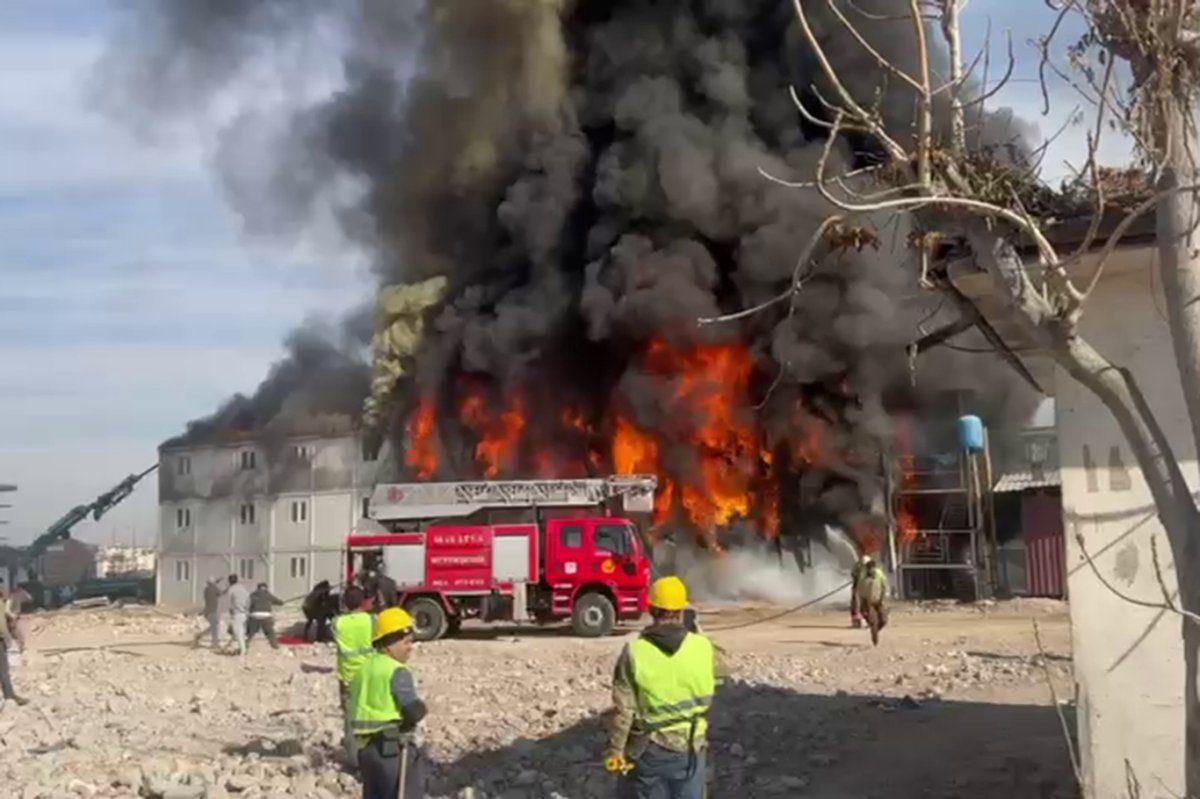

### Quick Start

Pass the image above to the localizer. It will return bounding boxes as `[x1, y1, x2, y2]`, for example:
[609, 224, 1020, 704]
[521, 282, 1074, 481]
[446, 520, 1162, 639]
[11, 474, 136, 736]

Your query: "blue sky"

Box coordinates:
[0, 3, 369, 545]
[0, 2, 1094, 546]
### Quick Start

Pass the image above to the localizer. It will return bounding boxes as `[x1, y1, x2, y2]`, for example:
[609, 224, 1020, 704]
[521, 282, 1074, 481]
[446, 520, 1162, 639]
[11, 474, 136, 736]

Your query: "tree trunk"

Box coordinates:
[1155, 95, 1200, 796]
[1186, 609, 1200, 793]
[1155, 101, 1200, 567]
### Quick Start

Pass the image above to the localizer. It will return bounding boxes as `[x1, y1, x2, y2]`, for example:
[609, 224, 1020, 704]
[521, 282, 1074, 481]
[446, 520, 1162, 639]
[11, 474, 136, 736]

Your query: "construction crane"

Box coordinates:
[25, 464, 158, 562]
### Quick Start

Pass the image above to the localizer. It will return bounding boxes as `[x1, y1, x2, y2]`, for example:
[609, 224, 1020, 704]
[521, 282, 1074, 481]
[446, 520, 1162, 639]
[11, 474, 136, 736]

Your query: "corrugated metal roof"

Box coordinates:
[993, 468, 1062, 493]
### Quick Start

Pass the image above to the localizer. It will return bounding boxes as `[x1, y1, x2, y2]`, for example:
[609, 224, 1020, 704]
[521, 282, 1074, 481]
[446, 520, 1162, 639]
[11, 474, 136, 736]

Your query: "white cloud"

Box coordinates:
[0, 11, 371, 545]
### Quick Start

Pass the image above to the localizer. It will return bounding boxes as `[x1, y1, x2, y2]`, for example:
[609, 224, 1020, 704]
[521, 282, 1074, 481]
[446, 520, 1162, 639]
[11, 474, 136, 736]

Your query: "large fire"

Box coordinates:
[404, 398, 438, 479]
[404, 337, 813, 545]
[459, 387, 526, 479]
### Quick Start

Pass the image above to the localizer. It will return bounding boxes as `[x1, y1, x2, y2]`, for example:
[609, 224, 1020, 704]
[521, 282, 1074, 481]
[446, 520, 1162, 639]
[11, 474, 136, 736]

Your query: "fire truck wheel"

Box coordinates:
[406, 597, 448, 642]
[571, 592, 615, 638]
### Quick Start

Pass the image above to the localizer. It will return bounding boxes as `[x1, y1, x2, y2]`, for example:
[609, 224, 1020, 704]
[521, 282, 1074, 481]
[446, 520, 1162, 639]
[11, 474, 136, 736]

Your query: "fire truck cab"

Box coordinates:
[345, 475, 656, 641]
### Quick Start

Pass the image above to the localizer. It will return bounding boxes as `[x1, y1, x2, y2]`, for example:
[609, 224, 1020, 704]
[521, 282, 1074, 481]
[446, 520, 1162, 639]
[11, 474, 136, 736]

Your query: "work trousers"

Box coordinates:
[0, 644, 16, 700]
[357, 733, 424, 799]
[246, 616, 279, 649]
[196, 611, 222, 647]
[865, 602, 889, 646]
[230, 611, 248, 655]
[7, 617, 26, 652]
[339, 682, 359, 766]
[620, 743, 706, 799]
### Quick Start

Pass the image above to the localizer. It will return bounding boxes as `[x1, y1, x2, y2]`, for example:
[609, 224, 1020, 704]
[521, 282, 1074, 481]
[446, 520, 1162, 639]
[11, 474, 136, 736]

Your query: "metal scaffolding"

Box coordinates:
[888, 433, 998, 600]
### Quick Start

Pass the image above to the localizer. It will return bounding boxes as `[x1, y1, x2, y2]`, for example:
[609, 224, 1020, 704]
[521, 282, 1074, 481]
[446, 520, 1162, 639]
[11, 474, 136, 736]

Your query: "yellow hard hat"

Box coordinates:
[649, 576, 689, 611]
[373, 607, 415, 642]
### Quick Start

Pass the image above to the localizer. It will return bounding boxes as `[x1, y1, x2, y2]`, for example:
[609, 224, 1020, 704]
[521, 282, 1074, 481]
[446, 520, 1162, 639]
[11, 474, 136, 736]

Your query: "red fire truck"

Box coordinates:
[345, 475, 657, 641]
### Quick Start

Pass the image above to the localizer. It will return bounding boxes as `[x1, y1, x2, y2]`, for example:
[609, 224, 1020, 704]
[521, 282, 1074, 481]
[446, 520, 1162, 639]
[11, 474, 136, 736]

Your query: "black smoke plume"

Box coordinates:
[105, 1, 1037, 546]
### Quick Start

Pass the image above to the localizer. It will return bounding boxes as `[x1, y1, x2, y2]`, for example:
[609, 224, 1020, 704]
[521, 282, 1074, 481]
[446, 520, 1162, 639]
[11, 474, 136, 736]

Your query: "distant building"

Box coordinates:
[157, 429, 382, 607]
[991, 425, 1064, 598]
[95, 546, 157, 578]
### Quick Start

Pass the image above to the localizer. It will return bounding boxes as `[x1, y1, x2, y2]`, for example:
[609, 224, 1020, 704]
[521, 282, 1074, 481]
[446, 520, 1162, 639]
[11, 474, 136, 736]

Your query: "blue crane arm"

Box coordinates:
[23, 464, 159, 563]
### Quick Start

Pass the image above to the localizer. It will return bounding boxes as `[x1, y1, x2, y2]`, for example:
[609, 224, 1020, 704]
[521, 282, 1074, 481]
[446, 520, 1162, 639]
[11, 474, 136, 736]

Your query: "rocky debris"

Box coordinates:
[0, 602, 1074, 798]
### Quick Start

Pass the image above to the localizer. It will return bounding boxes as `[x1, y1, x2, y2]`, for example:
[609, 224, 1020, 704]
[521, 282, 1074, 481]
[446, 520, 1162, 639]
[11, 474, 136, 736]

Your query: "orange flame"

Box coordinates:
[612, 338, 778, 542]
[896, 505, 919, 543]
[895, 416, 919, 543]
[459, 390, 526, 478]
[405, 398, 438, 479]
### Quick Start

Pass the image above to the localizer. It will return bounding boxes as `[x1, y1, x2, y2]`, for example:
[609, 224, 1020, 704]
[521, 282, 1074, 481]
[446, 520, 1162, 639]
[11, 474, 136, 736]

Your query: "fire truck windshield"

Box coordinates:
[595, 522, 634, 556]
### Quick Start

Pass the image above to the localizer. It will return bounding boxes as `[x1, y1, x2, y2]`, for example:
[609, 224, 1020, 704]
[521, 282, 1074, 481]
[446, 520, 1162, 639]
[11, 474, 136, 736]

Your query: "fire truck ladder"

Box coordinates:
[370, 475, 658, 522]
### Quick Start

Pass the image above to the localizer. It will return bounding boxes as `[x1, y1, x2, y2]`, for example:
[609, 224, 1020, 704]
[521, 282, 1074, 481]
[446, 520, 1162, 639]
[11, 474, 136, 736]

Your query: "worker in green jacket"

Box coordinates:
[350, 607, 427, 799]
[857, 557, 890, 646]
[606, 576, 723, 799]
[335, 586, 375, 765]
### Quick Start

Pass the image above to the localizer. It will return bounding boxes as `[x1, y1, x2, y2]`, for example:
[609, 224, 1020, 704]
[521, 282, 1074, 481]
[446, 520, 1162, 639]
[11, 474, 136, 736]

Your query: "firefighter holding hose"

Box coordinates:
[605, 576, 721, 799]
[349, 607, 427, 799]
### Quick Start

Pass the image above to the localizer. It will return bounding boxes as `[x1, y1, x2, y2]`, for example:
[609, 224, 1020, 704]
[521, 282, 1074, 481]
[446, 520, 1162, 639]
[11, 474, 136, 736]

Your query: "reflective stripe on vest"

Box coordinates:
[629, 632, 715, 740]
[334, 611, 375, 684]
[349, 653, 406, 736]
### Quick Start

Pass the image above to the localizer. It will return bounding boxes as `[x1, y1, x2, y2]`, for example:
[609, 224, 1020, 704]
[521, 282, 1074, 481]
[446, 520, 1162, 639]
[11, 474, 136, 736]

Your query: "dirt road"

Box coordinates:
[0, 599, 1075, 798]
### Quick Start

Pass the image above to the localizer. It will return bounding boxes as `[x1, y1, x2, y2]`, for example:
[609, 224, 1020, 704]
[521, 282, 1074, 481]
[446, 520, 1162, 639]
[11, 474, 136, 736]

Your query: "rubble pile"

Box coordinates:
[0, 603, 1076, 799]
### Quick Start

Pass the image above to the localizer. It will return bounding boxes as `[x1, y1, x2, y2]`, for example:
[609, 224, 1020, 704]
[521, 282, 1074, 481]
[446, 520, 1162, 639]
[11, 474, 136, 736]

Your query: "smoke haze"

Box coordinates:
[105, 1, 1038, 547]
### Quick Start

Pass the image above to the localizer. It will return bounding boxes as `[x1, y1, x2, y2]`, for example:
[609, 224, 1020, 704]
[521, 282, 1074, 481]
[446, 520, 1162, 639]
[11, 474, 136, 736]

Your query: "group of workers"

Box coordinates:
[2, 546, 890, 798]
[330, 574, 731, 799]
[195, 574, 285, 655]
[329, 557, 893, 799]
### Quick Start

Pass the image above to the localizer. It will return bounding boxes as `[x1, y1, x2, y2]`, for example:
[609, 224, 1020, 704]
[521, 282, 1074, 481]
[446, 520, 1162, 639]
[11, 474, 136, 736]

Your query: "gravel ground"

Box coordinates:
[0, 599, 1076, 799]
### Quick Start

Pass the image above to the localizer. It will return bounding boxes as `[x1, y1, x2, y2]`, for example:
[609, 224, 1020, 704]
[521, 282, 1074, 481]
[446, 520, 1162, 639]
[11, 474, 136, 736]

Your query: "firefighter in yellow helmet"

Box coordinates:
[606, 575, 723, 799]
[349, 607, 427, 799]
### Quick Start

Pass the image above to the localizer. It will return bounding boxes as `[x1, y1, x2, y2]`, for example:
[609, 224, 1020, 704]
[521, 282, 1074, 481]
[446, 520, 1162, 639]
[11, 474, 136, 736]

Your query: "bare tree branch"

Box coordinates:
[1075, 532, 1200, 627]
[940, 0, 967, 153]
[1079, 182, 1200, 304]
[910, 0, 935, 186]
[791, 0, 910, 164]
[1031, 618, 1082, 789]
[1035, 0, 1079, 116]
[827, 0, 924, 90]
[698, 215, 846, 325]
[960, 29, 1017, 113]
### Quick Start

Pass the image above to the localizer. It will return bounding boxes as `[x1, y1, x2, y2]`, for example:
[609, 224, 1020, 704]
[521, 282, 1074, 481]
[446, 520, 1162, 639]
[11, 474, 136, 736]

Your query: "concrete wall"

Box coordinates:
[157, 434, 379, 607]
[1054, 247, 1192, 797]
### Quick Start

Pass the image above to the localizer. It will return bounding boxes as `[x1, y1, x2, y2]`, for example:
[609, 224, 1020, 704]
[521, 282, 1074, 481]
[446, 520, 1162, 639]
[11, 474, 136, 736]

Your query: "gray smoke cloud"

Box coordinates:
[104, 0, 1037, 546]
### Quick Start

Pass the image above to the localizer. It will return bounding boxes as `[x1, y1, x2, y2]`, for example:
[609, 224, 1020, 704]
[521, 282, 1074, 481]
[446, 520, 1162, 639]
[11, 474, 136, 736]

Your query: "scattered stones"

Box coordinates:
[0, 600, 1074, 798]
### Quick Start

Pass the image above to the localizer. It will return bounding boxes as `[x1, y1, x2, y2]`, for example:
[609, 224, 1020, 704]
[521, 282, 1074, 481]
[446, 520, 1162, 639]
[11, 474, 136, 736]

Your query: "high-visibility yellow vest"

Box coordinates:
[350, 653, 406, 738]
[334, 611, 375, 684]
[629, 633, 715, 744]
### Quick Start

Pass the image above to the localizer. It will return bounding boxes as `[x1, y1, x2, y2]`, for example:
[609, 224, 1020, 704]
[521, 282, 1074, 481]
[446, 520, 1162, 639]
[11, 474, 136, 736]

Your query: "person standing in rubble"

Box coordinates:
[335, 586, 376, 766]
[606, 576, 724, 799]
[246, 583, 284, 650]
[225, 574, 250, 656]
[349, 607, 427, 799]
[857, 556, 890, 646]
[0, 586, 28, 709]
[303, 580, 335, 643]
[194, 576, 224, 648]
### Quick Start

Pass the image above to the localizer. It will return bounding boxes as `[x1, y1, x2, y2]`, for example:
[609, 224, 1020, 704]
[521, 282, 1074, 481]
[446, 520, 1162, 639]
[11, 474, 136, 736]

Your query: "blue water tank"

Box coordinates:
[957, 415, 984, 452]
